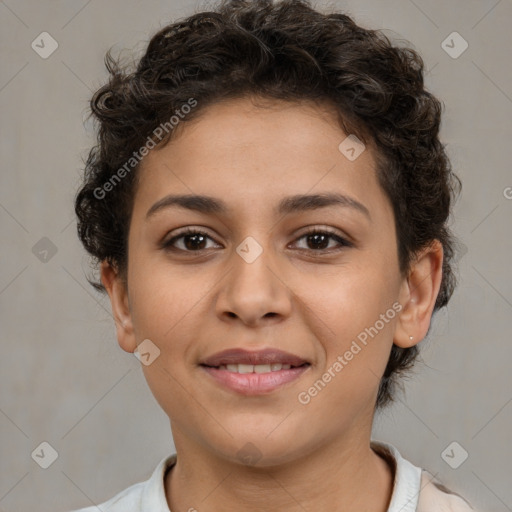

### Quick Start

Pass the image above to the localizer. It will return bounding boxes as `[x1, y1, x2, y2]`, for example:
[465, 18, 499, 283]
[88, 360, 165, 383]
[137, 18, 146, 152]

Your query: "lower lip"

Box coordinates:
[200, 365, 310, 395]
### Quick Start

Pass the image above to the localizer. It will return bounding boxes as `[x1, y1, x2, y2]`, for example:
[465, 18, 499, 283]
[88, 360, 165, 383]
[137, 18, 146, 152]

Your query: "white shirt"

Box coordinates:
[71, 440, 476, 511]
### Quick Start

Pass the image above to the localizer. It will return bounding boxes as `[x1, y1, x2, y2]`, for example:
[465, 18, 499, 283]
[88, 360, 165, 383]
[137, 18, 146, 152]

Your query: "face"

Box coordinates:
[102, 96, 442, 466]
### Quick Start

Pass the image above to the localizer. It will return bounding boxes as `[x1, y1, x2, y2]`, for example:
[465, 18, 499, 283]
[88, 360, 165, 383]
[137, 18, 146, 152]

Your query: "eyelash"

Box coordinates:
[162, 227, 353, 254]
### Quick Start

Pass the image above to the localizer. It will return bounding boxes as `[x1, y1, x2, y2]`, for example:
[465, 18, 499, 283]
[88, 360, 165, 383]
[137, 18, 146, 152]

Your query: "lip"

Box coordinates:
[200, 365, 310, 395]
[200, 348, 309, 367]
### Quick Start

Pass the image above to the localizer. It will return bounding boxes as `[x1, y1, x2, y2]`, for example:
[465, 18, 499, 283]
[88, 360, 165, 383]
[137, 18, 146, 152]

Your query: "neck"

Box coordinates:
[165, 427, 394, 512]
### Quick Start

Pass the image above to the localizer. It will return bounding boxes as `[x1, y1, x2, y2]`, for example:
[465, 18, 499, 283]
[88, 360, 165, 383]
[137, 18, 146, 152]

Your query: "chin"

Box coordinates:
[201, 428, 314, 469]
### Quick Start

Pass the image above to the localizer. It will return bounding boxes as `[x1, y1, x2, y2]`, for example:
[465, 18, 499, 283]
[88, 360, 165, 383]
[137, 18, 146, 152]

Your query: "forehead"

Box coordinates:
[132, 96, 390, 222]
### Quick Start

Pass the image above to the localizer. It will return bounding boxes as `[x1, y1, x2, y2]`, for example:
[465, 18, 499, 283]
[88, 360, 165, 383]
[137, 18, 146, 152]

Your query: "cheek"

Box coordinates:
[128, 258, 202, 338]
[300, 259, 398, 334]
[296, 281, 397, 420]
[130, 272, 202, 418]
[296, 260, 399, 393]
[127, 262, 215, 358]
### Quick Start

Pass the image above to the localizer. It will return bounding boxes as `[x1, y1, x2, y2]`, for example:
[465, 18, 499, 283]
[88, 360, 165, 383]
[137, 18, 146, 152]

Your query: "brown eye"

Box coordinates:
[163, 229, 219, 252]
[293, 229, 352, 252]
[181, 232, 208, 250]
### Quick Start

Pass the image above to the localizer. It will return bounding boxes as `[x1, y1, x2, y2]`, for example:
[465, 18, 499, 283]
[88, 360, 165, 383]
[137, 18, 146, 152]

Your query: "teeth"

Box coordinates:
[219, 363, 295, 373]
[238, 364, 254, 374]
[255, 364, 271, 373]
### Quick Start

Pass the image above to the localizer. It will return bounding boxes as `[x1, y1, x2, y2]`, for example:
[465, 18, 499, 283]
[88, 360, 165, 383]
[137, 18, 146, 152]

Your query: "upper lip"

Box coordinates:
[200, 348, 309, 367]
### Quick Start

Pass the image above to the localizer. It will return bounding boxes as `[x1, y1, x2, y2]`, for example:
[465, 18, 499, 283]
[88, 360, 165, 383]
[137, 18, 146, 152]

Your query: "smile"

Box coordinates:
[200, 363, 310, 395]
[219, 363, 294, 373]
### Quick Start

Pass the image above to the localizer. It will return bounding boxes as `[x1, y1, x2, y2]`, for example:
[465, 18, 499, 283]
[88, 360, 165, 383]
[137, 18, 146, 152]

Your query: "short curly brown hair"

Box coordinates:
[75, 0, 462, 408]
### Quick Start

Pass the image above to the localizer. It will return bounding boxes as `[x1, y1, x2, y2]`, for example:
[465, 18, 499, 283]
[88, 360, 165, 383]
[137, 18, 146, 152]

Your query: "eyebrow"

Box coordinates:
[145, 192, 371, 221]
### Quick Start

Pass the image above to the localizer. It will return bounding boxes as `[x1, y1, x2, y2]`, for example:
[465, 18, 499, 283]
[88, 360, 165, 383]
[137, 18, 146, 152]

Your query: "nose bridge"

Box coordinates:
[215, 234, 292, 325]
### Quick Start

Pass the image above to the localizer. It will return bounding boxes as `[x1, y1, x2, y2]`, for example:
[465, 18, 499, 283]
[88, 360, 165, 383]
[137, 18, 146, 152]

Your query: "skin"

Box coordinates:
[101, 96, 443, 512]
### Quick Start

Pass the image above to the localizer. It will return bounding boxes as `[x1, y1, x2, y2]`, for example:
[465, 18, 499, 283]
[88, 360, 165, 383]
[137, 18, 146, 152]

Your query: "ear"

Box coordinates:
[394, 239, 444, 348]
[100, 261, 137, 353]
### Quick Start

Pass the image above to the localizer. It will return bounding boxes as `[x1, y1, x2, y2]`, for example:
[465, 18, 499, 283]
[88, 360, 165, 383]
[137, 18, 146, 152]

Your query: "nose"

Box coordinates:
[214, 238, 293, 328]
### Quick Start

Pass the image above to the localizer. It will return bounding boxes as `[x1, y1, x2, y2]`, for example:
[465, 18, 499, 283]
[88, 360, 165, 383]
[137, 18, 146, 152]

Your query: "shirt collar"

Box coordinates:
[141, 453, 176, 510]
[371, 440, 422, 512]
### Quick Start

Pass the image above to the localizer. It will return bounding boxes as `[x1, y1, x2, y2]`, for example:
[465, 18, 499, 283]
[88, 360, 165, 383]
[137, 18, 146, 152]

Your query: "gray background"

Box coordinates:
[1, 0, 511, 511]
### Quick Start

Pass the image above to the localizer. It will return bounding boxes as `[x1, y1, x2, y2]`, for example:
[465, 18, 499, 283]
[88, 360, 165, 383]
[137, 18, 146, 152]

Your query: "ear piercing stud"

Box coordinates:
[409, 335, 414, 340]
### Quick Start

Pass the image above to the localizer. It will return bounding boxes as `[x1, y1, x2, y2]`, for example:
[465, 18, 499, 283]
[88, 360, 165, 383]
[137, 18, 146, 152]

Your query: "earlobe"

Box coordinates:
[394, 240, 444, 348]
[100, 261, 137, 353]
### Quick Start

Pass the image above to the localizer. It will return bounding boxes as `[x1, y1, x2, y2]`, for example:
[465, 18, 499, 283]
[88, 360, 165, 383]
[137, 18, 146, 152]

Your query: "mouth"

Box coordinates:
[200, 364, 311, 395]
[202, 362, 309, 373]
[199, 348, 311, 395]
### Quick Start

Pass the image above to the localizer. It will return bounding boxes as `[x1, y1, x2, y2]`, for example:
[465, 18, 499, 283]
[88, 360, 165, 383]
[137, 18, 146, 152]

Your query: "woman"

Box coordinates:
[72, 0, 473, 510]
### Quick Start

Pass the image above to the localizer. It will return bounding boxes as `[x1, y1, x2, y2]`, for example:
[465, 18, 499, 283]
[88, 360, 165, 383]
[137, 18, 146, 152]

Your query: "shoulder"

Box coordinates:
[68, 454, 176, 512]
[69, 481, 145, 512]
[417, 470, 477, 512]
[371, 440, 477, 512]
